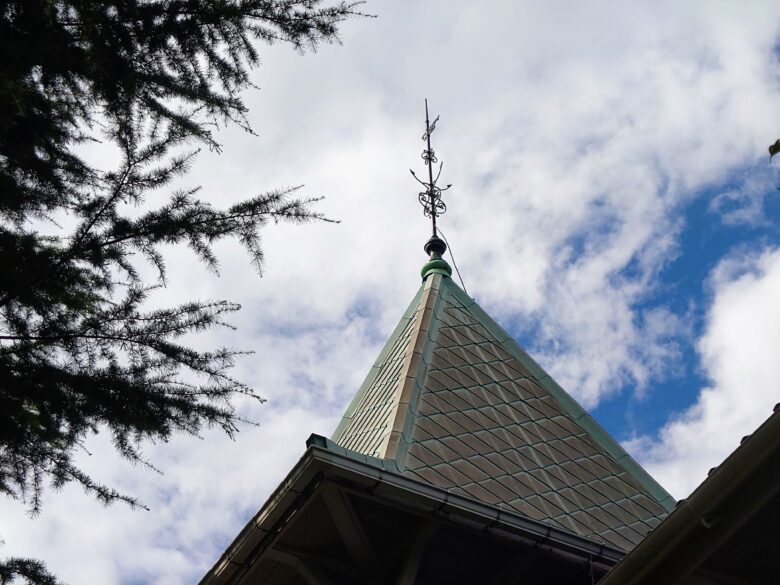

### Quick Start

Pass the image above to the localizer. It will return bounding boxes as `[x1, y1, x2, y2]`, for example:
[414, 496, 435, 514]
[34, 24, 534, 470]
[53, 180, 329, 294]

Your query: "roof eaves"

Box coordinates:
[308, 434, 625, 564]
[198, 445, 323, 585]
[201, 432, 627, 585]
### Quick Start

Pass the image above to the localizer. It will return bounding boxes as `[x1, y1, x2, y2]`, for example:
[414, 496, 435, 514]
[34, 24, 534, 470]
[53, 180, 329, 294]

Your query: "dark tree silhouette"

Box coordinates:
[0, 1, 363, 582]
[770, 139, 780, 160]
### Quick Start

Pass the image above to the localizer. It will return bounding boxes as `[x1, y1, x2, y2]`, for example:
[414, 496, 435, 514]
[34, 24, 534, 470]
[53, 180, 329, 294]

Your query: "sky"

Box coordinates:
[4, 1, 780, 583]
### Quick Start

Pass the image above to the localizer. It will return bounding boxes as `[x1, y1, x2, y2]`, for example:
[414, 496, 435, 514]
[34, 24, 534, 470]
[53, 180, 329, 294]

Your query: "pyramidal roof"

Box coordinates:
[332, 251, 676, 552]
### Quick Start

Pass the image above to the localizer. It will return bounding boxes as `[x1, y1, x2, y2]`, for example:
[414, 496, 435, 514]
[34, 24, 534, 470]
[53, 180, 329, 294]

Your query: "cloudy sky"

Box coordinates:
[5, 1, 780, 583]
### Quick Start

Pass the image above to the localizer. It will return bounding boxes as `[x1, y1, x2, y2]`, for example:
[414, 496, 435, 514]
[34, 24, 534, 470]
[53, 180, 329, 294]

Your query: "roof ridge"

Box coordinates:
[385, 273, 447, 462]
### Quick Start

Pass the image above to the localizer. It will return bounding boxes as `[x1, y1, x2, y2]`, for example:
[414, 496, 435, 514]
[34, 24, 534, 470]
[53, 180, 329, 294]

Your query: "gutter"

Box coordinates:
[599, 406, 780, 585]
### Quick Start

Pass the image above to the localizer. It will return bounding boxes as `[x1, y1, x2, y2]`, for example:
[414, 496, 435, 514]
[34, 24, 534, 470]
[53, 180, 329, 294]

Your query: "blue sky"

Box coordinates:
[4, 1, 780, 584]
[595, 160, 780, 438]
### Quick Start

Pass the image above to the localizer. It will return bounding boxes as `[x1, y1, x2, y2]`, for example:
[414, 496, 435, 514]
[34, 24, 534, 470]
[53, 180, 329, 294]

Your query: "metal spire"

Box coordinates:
[411, 100, 453, 279]
[411, 99, 452, 238]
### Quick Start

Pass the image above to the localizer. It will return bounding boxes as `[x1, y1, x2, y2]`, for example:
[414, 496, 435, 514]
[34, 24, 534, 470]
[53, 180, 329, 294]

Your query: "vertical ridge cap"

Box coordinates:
[383, 272, 447, 463]
[331, 274, 446, 461]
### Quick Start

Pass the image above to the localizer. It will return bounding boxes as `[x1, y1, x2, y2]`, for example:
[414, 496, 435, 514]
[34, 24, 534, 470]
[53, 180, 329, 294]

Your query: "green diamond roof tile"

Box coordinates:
[331, 272, 675, 551]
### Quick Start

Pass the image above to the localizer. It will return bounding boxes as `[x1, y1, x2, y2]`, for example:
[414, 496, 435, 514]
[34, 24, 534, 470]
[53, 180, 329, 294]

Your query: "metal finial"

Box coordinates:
[410, 99, 452, 238]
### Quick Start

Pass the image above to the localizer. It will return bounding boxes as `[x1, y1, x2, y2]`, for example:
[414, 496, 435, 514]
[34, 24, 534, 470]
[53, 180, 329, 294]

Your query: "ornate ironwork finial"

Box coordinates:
[410, 99, 452, 239]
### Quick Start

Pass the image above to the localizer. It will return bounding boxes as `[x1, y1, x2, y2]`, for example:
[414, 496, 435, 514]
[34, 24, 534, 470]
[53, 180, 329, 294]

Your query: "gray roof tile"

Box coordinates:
[468, 454, 506, 478]
[432, 462, 474, 486]
[496, 474, 535, 499]
[421, 437, 461, 461]
[507, 498, 548, 521]
[436, 388, 475, 411]
[479, 477, 519, 502]
[484, 451, 523, 475]
[438, 435, 478, 460]
[460, 482, 503, 505]
[406, 442, 444, 468]
[409, 466, 455, 489]
[450, 458, 491, 483]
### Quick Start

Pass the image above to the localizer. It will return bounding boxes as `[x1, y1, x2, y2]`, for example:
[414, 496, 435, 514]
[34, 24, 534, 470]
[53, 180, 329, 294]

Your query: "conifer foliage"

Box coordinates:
[0, 1, 360, 581]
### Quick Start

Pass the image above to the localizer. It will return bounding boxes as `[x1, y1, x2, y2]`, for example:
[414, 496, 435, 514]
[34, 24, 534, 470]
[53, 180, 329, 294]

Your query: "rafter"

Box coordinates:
[272, 543, 360, 579]
[488, 549, 537, 585]
[320, 486, 377, 575]
[266, 548, 335, 585]
[394, 521, 438, 585]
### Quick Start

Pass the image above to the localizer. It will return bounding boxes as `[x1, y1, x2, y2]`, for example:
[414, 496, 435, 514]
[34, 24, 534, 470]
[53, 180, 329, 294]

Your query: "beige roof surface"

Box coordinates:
[332, 270, 675, 552]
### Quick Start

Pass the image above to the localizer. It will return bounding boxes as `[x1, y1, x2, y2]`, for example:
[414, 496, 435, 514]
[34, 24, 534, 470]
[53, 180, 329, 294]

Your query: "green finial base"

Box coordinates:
[421, 235, 452, 279]
[421, 258, 452, 279]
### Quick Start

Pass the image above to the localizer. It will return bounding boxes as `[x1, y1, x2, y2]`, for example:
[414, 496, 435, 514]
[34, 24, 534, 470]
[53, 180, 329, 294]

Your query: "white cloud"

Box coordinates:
[709, 171, 778, 225]
[629, 246, 780, 498]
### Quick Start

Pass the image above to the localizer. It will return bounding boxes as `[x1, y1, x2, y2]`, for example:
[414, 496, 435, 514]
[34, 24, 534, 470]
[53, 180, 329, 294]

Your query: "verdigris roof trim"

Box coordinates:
[442, 279, 676, 513]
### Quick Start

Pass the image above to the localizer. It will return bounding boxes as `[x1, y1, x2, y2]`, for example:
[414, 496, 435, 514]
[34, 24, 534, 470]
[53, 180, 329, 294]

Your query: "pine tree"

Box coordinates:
[0, 1, 363, 582]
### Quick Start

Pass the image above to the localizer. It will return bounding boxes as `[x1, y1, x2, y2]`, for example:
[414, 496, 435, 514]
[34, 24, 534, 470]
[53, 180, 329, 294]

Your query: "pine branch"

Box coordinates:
[0, 1, 365, 581]
[0, 558, 61, 585]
